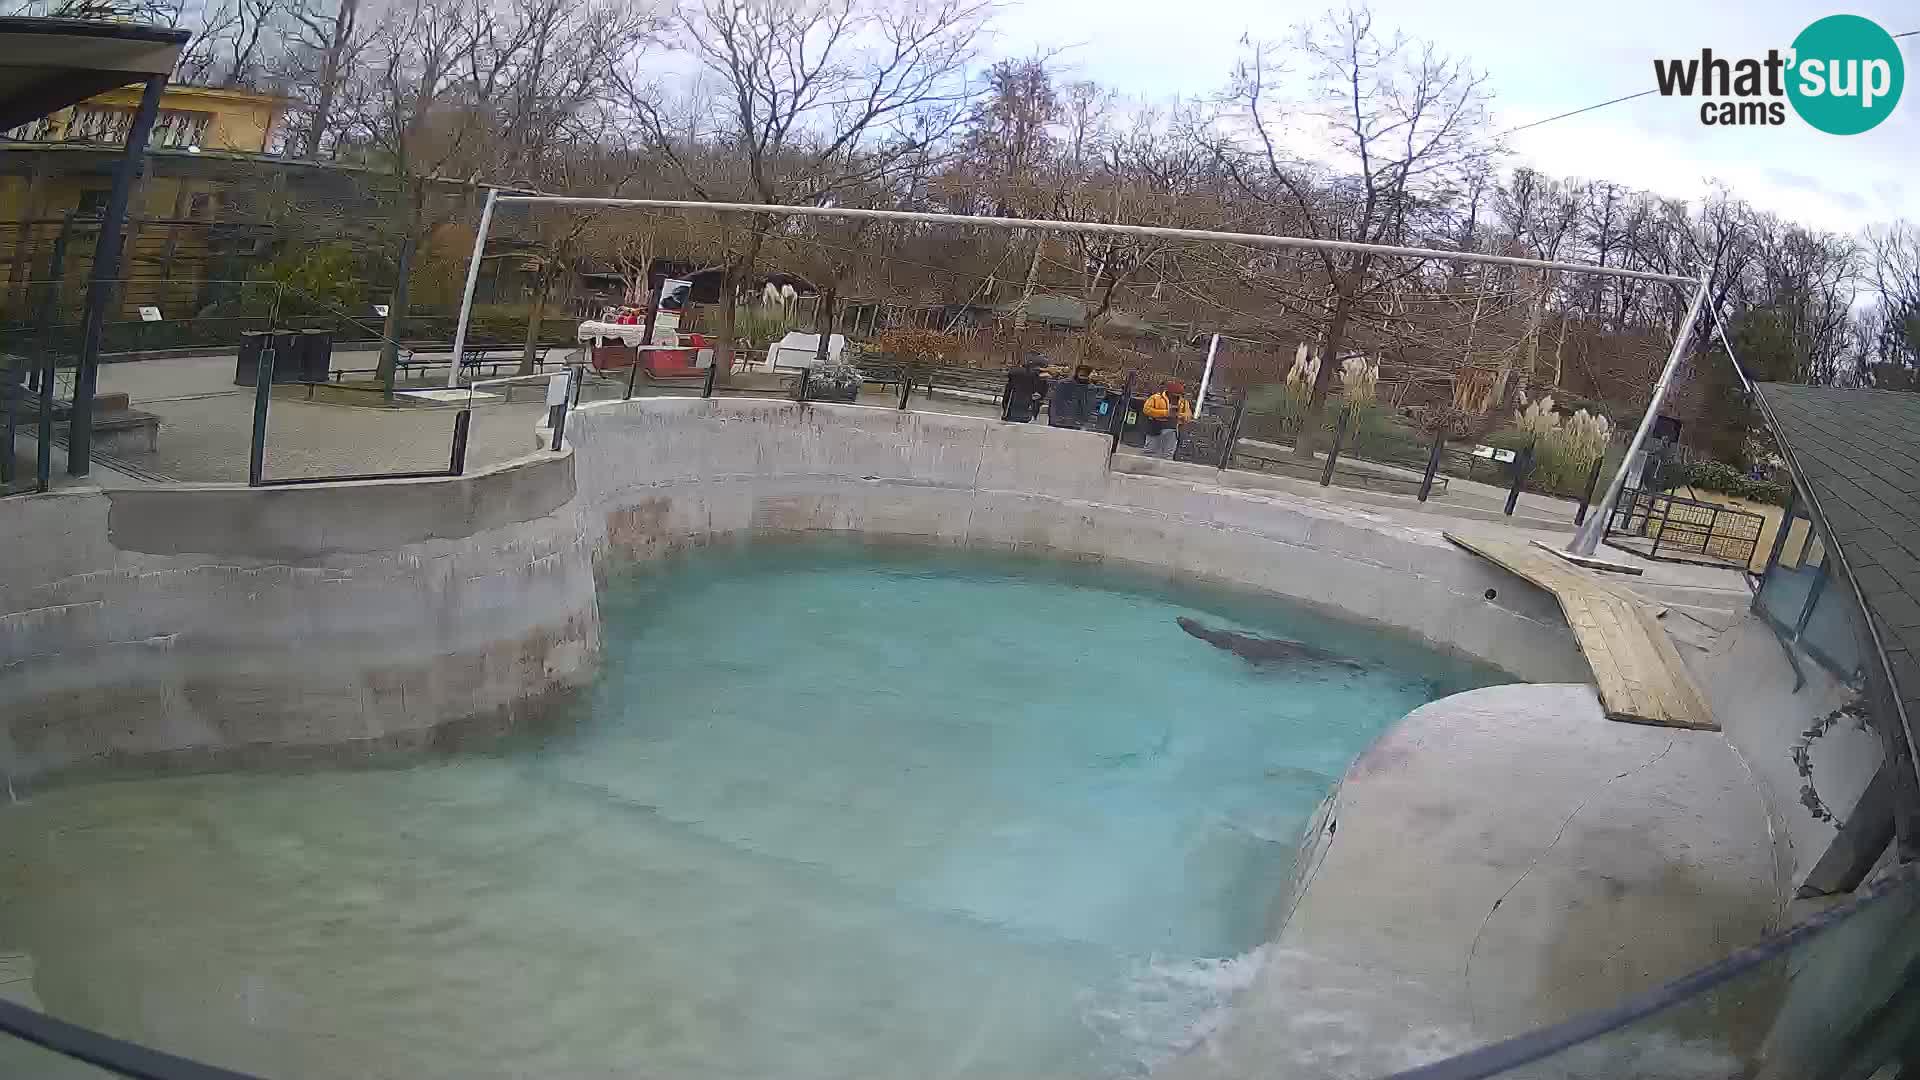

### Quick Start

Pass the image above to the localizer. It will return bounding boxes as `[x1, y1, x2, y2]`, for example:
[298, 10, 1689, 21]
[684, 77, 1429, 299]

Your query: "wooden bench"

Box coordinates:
[1445, 532, 1716, 730]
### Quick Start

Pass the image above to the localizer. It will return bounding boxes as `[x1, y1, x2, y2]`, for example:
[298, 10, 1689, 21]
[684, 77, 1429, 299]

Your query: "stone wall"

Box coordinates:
[2, 394, 1590, 788]
[0, 451, 598, 788]
[565, 396, 1589, 682]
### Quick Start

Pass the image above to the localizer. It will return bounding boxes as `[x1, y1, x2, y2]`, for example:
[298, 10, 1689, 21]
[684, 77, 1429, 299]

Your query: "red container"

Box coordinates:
[590, 342, 638, 372]
[643, 347, 701, 377]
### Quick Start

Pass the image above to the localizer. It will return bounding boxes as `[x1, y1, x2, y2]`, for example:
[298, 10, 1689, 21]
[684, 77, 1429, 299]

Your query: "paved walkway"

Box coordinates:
[53, 353, 1752, 603]
[62, 354, 1009, 484]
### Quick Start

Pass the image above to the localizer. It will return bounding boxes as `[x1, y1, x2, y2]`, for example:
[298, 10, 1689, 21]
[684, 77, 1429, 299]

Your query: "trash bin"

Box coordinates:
[234, 330, 268, 386]
[295, 329, 334, 382]
[1120, 394, 1149, 447]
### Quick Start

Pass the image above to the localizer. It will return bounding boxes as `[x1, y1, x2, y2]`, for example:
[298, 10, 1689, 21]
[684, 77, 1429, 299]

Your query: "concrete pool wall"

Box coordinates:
[0, 450, 599, 787]
[1, 393, 1589, 787]
[565, 396, 1591, 683]
[0, 394, 1803, 1072]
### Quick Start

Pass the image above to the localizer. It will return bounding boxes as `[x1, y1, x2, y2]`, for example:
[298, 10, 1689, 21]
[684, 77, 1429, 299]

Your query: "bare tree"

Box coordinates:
[172, 0, 292, 87]
[282, 0, 369, 158]
[616, 0, 989, 377]
[1863, 223, 1920, 387]
[1215, 5, 1491, 450]
[346, 0, 526, 386]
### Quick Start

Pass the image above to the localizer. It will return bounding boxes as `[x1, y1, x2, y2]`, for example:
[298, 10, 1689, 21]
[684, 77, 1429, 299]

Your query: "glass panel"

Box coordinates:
[1798, 574, 1869, 682]
[1776, 512, 1815, 569]
[1757, 506, 1822, 634]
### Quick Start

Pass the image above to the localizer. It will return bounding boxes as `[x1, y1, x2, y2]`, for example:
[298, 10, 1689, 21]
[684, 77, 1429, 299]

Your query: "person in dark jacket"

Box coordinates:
[1047, 365, 1096, 428]
[1001, 356, 1049, 422]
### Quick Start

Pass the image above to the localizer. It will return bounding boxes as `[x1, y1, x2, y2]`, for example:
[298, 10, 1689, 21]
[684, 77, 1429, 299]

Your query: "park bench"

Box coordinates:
[328, 343, 559, 384]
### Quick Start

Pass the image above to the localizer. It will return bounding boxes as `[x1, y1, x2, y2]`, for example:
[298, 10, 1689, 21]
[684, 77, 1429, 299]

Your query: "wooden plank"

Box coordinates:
[1444, 532, 1717, 731]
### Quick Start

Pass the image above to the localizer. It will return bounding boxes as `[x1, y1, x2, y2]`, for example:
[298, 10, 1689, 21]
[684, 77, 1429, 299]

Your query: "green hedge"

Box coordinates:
[1672, 460, 1790, 506]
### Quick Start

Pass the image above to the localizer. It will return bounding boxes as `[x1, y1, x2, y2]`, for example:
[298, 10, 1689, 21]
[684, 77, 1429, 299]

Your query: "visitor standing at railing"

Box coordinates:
[1142, 380, 1192, 457]
[1047, 365, 1096, 429]
[1002, 355, 1049, 423]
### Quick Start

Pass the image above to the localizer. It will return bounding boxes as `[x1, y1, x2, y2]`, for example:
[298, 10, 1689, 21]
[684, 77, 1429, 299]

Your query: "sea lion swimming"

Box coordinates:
[1175, 617, 1368, 672]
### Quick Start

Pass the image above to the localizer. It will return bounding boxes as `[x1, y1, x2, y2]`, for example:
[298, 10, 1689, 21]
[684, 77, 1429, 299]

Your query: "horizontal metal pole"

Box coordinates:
[495, 196, 1697, 286]
[467, 371, 569, 390]
[254, 469, 458, 486]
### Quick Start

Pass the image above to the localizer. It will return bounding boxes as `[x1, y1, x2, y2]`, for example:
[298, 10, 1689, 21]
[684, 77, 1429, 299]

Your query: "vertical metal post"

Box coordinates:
[543, 370, 572, 450]
[29, 213, 75, 397]
[1320, 406, 1350, 486]
[1505, 443, 1533, 516]
[1569, 274, 1712, 555]
[1217, 388, 1247, 470]
[897, 368, 912, 409]
[1649, 492, 1675, 558]
[1109, 371, 1136, 458]
[794, 367, 811, 403]
[35, 338, 54, 492]
[702, 355, 718, 398]
[1418, 430, 1445, 502]
[70, 74, 166, 477]
[1195, 332, 1220, 415]
[2, 366, 15, 486]
[551, 378, 578, 451]
[1574, 455, 1605, 525]
[1762, 484, 1798, 576]
[446, 187, 498, 388]
[624, 348, 641, 399]
[247, 347, 275, 485]
[449, 409, 471, 474]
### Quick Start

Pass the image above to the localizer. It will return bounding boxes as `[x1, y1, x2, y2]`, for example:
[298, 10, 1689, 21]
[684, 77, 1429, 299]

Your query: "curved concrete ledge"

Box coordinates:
[0, 451, 599, 787]
[567, 396, 1590, 682]
[1166, 683, 1782, 1078]
[105, 448, 576, 559]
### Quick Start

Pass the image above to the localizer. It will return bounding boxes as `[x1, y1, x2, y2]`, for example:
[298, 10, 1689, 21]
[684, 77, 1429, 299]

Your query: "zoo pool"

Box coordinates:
[0, 543, 1504, 1079]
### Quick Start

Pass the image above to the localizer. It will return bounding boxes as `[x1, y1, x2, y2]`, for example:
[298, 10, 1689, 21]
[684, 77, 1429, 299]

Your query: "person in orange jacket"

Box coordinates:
[1141, 379, 1193, 458]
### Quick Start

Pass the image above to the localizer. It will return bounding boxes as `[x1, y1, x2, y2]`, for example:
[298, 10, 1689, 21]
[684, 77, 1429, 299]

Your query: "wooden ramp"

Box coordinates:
[1446, 533, 1718, 731]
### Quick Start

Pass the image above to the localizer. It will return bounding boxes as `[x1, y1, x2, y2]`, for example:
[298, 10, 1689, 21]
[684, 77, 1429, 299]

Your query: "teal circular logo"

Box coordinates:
[1787, 15, 1903, 135]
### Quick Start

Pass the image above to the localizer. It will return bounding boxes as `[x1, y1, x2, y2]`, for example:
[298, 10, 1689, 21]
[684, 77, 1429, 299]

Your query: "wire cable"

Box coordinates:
[1499, 90, 1657, 137]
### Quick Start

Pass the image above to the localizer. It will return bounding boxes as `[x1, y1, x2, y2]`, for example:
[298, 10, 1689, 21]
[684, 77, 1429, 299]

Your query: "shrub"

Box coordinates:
[872, 327, 963, 365]
[1338, 357, 1378, 406]
[1515, 396, 1560, 442]
[810, 357, 865, 393]
[1677, 460, 1790, 506]
[261, 243, 366, 315]
[1486, 402, 1613, 497]
[1287, 347, 1319, 388]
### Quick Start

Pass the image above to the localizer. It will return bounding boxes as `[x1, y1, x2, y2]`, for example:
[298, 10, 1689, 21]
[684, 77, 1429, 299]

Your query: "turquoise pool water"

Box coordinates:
[0, 543, 1503, 1078]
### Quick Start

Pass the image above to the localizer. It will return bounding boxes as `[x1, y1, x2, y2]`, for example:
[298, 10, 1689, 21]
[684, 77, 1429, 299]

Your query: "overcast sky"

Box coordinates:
[992, 0, 1918, 235]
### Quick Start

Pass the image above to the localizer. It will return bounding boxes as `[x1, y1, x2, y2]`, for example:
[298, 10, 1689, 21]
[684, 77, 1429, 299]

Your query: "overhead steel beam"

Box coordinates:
[489, 196, 1699, 286]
